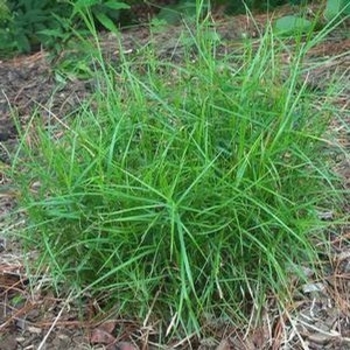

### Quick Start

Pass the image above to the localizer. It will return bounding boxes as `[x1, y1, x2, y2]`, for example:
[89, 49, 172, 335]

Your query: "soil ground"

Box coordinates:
[0, 4, 350, 349]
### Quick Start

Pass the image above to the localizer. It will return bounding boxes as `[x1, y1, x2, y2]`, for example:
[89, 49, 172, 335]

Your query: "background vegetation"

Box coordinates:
[1, 0, 349, 55]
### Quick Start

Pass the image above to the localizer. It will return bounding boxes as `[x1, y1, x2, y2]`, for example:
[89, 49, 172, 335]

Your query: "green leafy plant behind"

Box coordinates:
[1, 0, 349, 56]
[274, 15, 314, 35]
[0, 0, 72, 53]
[73, 0, 130, 32]
[274, 0, 350, 36]
[0, 0, 130, 54]
[324, 0, 350, 20]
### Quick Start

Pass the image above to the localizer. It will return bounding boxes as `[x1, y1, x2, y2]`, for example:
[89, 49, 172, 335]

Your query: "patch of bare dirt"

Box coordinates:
[0, 3, 350, 349]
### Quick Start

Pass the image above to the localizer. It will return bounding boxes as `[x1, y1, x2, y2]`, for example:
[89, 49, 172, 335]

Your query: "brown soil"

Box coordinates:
[0, 4, 349, 349]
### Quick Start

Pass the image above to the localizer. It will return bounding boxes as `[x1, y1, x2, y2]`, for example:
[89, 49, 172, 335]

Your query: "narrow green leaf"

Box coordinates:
[94, 11, 119, 32]
[104, 1, 130, 10]
[75, 0, 100, 10]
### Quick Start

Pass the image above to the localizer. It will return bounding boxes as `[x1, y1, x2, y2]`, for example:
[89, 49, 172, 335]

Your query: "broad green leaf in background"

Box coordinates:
[156, 0, 206, 25]
[75, 0, 101, 10]
[345, 0, 350, 15]
[324, 0, 350, 21]
[94, 11, 119, 32]
[274, 15, 313, 35]
[104, 0, 130, 11]
[75, 0, 129, 11]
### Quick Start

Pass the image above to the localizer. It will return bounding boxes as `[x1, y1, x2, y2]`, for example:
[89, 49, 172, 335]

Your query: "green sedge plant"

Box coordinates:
[10, 1, 346, 339]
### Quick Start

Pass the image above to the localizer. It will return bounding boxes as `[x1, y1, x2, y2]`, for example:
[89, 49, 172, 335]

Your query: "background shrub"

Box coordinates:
[0, 0, 323, 55]
[0, 0, 129, 54]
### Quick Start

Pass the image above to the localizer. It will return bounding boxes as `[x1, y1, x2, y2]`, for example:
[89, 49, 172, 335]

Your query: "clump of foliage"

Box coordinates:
[12, 13, 343, 335]
[0, 0, 71, 53]
[0, 0, 130, 54]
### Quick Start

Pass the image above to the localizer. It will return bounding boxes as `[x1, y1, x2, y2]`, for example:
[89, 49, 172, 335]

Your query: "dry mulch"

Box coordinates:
[0, 4, 350, 349]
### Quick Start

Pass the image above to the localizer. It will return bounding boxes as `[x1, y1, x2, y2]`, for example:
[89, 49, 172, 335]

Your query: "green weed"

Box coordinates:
[11, 13, 345, 338]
